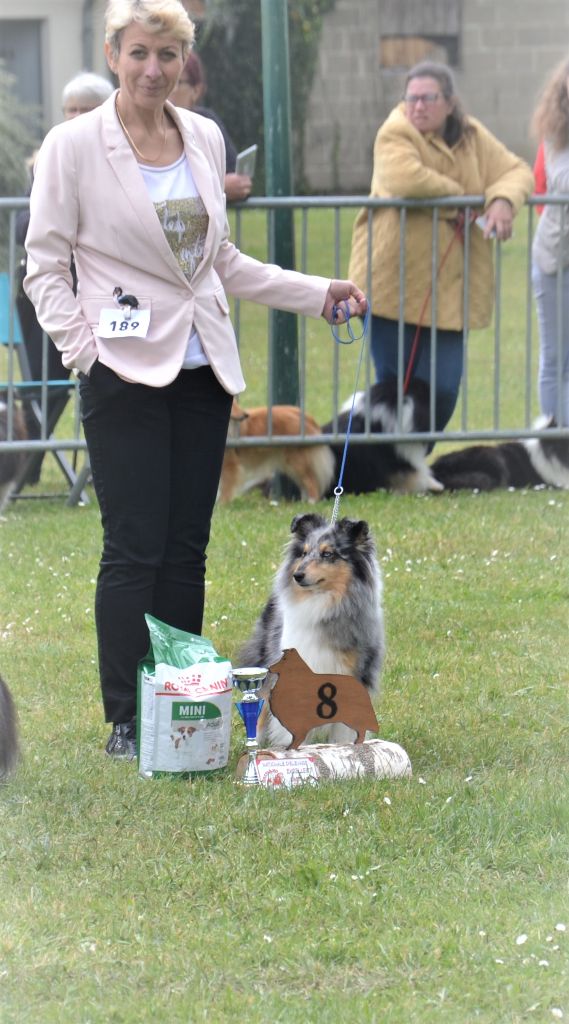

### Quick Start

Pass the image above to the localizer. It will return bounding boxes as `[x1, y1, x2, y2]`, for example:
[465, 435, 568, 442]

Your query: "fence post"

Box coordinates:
[260, 0, 299, 411]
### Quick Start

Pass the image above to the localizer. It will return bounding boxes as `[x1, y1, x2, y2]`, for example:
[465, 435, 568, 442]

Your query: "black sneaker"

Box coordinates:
[105, 718, 136, 761]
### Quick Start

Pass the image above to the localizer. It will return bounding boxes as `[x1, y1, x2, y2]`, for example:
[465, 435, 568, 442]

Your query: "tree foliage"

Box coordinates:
[196, 0, 336, 193]
[0, 63, 40, 198]
[0, 63, 41, 269]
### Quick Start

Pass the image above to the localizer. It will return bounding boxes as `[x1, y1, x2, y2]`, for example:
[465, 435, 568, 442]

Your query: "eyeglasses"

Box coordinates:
[403, 92, 441, 105]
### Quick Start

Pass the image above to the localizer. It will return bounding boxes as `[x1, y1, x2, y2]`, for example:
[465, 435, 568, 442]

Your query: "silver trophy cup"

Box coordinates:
[231, 667, 268, 785]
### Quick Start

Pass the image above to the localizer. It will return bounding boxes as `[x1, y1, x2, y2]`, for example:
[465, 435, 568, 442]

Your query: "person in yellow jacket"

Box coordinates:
[348, 61, 534, 433]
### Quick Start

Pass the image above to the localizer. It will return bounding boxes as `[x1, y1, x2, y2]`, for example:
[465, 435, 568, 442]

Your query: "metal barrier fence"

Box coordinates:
[1, 194, 568, 498]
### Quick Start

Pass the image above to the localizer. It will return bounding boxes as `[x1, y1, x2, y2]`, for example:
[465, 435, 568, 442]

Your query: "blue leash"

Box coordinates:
[329, 301, 370, 524]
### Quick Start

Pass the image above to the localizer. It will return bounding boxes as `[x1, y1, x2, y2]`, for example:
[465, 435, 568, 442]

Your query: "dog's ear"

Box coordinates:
[338, 518, 370, 546]
[290, 512, 326, 537]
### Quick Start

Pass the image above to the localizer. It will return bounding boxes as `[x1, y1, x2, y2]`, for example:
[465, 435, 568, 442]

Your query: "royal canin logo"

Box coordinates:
[163, 676, 229, 694]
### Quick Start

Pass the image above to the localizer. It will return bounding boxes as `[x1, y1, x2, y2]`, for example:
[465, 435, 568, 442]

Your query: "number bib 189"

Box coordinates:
[97, 308, 150, 339]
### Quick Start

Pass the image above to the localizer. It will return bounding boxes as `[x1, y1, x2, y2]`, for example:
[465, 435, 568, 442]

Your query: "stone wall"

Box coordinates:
[303, 0, 569, 192]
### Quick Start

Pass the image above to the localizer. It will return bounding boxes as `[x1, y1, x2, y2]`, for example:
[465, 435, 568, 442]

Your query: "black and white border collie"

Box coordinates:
[430, 417, 569, 491]
[321, 379, 443, 495]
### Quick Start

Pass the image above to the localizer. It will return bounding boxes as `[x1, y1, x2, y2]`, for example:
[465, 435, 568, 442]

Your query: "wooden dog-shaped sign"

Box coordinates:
[266, 649, 379, 750]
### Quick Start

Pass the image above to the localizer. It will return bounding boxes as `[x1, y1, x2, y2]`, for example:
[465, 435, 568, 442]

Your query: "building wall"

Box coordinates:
[3, 0, 568, 192]
[0, 0, 109, 131]
[0, 0, 206, 133]
[303, 0, 569, 192]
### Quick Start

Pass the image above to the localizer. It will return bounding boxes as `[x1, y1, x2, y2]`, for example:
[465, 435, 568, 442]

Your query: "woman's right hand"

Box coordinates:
[483, 198, 514, 240]
[321, 280, 368, 324]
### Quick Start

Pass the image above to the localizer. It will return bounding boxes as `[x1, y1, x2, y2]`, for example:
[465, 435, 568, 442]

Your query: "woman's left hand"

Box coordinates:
[322, 280, 368, 324]
[483, 198, 514, 241]
[224, 173, 252, 203]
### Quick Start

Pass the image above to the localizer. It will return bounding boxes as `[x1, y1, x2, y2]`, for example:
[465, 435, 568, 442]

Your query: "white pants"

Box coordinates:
[532, 262, 569, 426]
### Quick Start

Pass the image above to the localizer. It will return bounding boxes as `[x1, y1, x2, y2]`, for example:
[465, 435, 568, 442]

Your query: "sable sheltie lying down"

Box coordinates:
[0, 676, 19, 781]
[237, 513, 385, 748]
[0, 399, 27, 512]
[321, 379, 443, 495]
[219, 400, 335, 503]
[430, 418, 569, 491]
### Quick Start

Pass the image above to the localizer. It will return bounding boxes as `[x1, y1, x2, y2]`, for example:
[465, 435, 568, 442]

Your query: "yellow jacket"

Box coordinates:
[348, 106, 534, 330]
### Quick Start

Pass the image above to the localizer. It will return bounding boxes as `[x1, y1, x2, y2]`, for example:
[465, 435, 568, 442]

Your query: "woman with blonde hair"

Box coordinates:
[531, 55, 569, 425]
[24, 0, 367, 759]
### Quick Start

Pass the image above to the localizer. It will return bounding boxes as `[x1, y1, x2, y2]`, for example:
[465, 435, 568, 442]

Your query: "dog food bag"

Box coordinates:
[137, 614, 232, 779]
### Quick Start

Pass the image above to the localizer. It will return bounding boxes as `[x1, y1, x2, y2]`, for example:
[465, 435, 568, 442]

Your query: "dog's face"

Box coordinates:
[285, 513, 374, 598]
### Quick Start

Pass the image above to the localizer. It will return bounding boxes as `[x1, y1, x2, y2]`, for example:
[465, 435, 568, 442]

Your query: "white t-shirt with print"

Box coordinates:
[139, 154, 210, 369]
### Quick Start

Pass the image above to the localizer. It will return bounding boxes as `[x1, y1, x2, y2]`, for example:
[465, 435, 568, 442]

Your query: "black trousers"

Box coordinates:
[79, 362, 233, 724]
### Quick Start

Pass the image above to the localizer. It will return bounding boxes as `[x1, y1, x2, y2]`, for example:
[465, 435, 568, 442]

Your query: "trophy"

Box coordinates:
[231, 667, 268, 785]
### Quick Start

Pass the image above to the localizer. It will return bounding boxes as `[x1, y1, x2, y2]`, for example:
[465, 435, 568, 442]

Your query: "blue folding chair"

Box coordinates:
[0, 271, 23, 345]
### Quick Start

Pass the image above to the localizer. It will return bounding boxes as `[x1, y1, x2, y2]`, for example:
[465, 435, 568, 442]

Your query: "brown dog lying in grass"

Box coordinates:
[219, 400, 334, 503]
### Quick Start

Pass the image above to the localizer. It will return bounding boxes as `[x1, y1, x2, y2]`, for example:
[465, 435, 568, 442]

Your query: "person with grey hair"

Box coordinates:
[349, 60, 533, 437]
[61, 71, 114, 119]
[15, 71, 114, 484]
[24, 0, 367, 760]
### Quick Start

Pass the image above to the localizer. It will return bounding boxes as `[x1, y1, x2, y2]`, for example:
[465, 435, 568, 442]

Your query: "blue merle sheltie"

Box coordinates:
[237, 512, 385, 747]
[430, 417, 569, 491]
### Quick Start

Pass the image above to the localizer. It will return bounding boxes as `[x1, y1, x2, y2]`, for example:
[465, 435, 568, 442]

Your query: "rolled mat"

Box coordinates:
[236, 738, 412, 787]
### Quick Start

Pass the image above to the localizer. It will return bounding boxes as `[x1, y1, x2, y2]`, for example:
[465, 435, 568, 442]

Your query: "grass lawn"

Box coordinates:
[1, 484, 567, 1024]
[1, 202, 567, 1022]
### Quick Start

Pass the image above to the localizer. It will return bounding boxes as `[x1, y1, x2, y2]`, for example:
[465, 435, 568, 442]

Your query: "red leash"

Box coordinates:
[403, 213, 474, 394]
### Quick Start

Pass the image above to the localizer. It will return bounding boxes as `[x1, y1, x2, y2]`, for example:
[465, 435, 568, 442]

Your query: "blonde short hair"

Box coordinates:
[105, 0, 194, 59]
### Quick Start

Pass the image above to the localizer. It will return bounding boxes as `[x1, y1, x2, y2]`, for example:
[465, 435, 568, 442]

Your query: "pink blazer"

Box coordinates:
[24, 92, 330, 391]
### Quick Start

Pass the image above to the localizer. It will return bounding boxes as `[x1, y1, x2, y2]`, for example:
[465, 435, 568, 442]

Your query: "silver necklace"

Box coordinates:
[115, 96, 166, 163]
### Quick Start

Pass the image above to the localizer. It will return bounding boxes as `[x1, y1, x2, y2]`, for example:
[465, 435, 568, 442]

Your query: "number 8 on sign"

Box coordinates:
[316, 683, 338, 720]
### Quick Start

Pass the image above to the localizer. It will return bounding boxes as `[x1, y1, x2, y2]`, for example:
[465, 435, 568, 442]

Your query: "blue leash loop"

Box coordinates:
[329, 301, 370, 524]
[330, 300, 368, 345]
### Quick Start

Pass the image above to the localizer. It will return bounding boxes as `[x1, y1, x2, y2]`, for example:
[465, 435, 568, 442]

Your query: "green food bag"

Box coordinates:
[137, 614, 232, 779]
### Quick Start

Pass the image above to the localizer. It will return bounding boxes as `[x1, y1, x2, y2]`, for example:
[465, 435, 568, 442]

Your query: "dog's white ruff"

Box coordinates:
[378, 396, 444, 492]
[280, 593, 356, 678]
[525, 440, 569, 489]
[268, 591, 368, 746]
